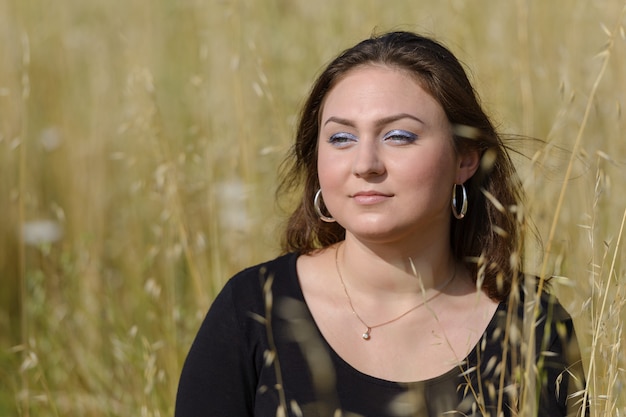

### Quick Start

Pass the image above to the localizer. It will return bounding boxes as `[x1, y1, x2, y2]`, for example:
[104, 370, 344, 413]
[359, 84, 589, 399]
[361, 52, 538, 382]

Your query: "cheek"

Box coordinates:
[316, 159, 343, 214]
[317, 148, 343, 187]
[395, 150, 457, 187]
[317, 168, 340, 194]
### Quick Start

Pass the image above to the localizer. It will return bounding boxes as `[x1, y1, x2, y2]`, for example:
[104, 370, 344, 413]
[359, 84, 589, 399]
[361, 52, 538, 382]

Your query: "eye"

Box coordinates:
[383, 129, 418, 144]
[328, 132, 358, 147]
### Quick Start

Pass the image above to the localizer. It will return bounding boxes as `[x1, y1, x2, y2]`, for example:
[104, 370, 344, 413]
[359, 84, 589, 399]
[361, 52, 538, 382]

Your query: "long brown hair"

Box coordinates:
[277, 31, 524, 301]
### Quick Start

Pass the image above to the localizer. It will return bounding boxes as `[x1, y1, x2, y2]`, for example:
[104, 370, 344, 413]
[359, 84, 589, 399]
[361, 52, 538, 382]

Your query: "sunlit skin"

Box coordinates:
[294, 65, 499, 381]
[317, 64, 475, 252]
[317, 64, 480, 290]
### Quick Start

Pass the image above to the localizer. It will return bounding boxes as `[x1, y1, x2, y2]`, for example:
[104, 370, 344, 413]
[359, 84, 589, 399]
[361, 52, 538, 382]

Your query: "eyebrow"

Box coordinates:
[322, 113, 424, 128]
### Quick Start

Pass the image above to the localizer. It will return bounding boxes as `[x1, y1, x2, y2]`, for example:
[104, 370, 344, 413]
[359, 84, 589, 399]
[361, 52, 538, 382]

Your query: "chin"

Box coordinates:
[346, 225, 405, 244]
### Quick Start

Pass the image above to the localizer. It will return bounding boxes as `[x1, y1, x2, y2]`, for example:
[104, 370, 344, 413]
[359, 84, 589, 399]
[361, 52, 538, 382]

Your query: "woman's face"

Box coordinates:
[317, 64, 477, 246]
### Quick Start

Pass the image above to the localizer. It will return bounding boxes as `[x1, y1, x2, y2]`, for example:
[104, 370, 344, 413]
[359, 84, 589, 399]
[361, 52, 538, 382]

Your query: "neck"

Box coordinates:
[338, 234, 457, 299]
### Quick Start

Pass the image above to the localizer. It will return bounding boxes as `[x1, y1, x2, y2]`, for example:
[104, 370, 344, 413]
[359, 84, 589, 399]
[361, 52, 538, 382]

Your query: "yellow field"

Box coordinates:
[1, 0, 625, 415]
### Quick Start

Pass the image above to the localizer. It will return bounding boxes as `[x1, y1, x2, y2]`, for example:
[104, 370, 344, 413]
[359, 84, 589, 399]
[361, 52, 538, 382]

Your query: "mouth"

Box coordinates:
[351, 191, 393, 204]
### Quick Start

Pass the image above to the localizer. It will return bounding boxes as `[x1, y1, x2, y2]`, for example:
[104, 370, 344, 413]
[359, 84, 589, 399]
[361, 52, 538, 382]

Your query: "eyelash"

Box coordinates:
[383, 129, 418, 143]
[327, 130, 418, 146]
[328, 132, 358, 145]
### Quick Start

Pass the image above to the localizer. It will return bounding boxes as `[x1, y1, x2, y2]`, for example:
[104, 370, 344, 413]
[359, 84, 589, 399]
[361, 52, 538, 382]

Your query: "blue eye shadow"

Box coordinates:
[383, 129, 417, 142]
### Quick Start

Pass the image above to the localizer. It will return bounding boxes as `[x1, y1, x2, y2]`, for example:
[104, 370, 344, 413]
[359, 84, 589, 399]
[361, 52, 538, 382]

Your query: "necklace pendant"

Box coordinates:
[362, 328, 371, 340]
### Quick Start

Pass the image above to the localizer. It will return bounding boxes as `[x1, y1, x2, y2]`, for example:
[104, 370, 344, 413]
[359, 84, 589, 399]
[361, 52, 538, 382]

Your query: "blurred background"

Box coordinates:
[1, 0, 624, 415]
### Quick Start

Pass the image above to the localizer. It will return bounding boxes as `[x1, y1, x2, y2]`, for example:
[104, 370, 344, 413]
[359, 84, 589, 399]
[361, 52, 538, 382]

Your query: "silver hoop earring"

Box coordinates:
[451, 184, 468, 219]
[314, 189, 335, 223]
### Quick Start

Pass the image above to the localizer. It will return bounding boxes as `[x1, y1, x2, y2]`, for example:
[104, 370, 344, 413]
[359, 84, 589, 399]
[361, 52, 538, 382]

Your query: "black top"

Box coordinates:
[175, 253, 586, 416]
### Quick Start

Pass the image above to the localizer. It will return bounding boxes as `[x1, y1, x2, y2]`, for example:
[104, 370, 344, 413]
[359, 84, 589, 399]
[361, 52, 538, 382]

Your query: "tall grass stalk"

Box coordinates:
[586, 207, 626, 415]
[16, 28, 31, 417]
[527, 6, 625, 415]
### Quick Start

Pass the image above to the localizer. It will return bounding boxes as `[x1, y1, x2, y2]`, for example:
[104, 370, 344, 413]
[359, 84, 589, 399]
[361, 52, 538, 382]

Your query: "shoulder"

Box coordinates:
[227, 252, 299, 286]
[505, 279, 577, 350]
[201, 252, 301, 338]
[222, 252, 300, 304]
[516, 280, 573, 323]
[487, 279, 577, 353]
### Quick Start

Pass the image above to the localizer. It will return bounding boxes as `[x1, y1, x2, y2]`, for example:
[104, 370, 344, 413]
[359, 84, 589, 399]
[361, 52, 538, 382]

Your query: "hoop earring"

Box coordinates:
[314, 189, 335, 223]
[451, 184, 468, 219]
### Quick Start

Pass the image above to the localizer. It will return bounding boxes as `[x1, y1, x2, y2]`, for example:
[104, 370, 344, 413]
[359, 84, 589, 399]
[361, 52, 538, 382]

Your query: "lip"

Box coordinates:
[351, 190, 393, 205]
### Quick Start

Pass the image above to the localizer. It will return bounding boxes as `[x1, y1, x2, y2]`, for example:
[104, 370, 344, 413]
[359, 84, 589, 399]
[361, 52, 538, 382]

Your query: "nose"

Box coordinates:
[352, 140, 385, 178]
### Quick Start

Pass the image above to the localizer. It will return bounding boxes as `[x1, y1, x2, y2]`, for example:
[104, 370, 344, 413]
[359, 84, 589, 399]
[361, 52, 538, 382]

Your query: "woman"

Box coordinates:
[175, 31, 586, 416]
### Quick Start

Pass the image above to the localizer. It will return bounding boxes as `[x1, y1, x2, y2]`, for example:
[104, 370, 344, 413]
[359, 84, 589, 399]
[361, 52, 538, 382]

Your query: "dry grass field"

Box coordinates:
[1, 0, 625, 415]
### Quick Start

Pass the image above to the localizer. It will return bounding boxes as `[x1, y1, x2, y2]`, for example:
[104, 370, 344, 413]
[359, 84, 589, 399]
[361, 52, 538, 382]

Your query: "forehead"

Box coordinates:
[320, 64, 445, 123]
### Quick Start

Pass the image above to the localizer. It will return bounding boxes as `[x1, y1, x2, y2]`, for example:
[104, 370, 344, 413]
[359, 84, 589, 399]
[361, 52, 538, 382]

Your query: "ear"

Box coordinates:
[455, 149, 480, 184]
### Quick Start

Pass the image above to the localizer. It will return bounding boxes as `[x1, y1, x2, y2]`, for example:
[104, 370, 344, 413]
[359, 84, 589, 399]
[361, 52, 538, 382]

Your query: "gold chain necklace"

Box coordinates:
[335, 245, 457, 341]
